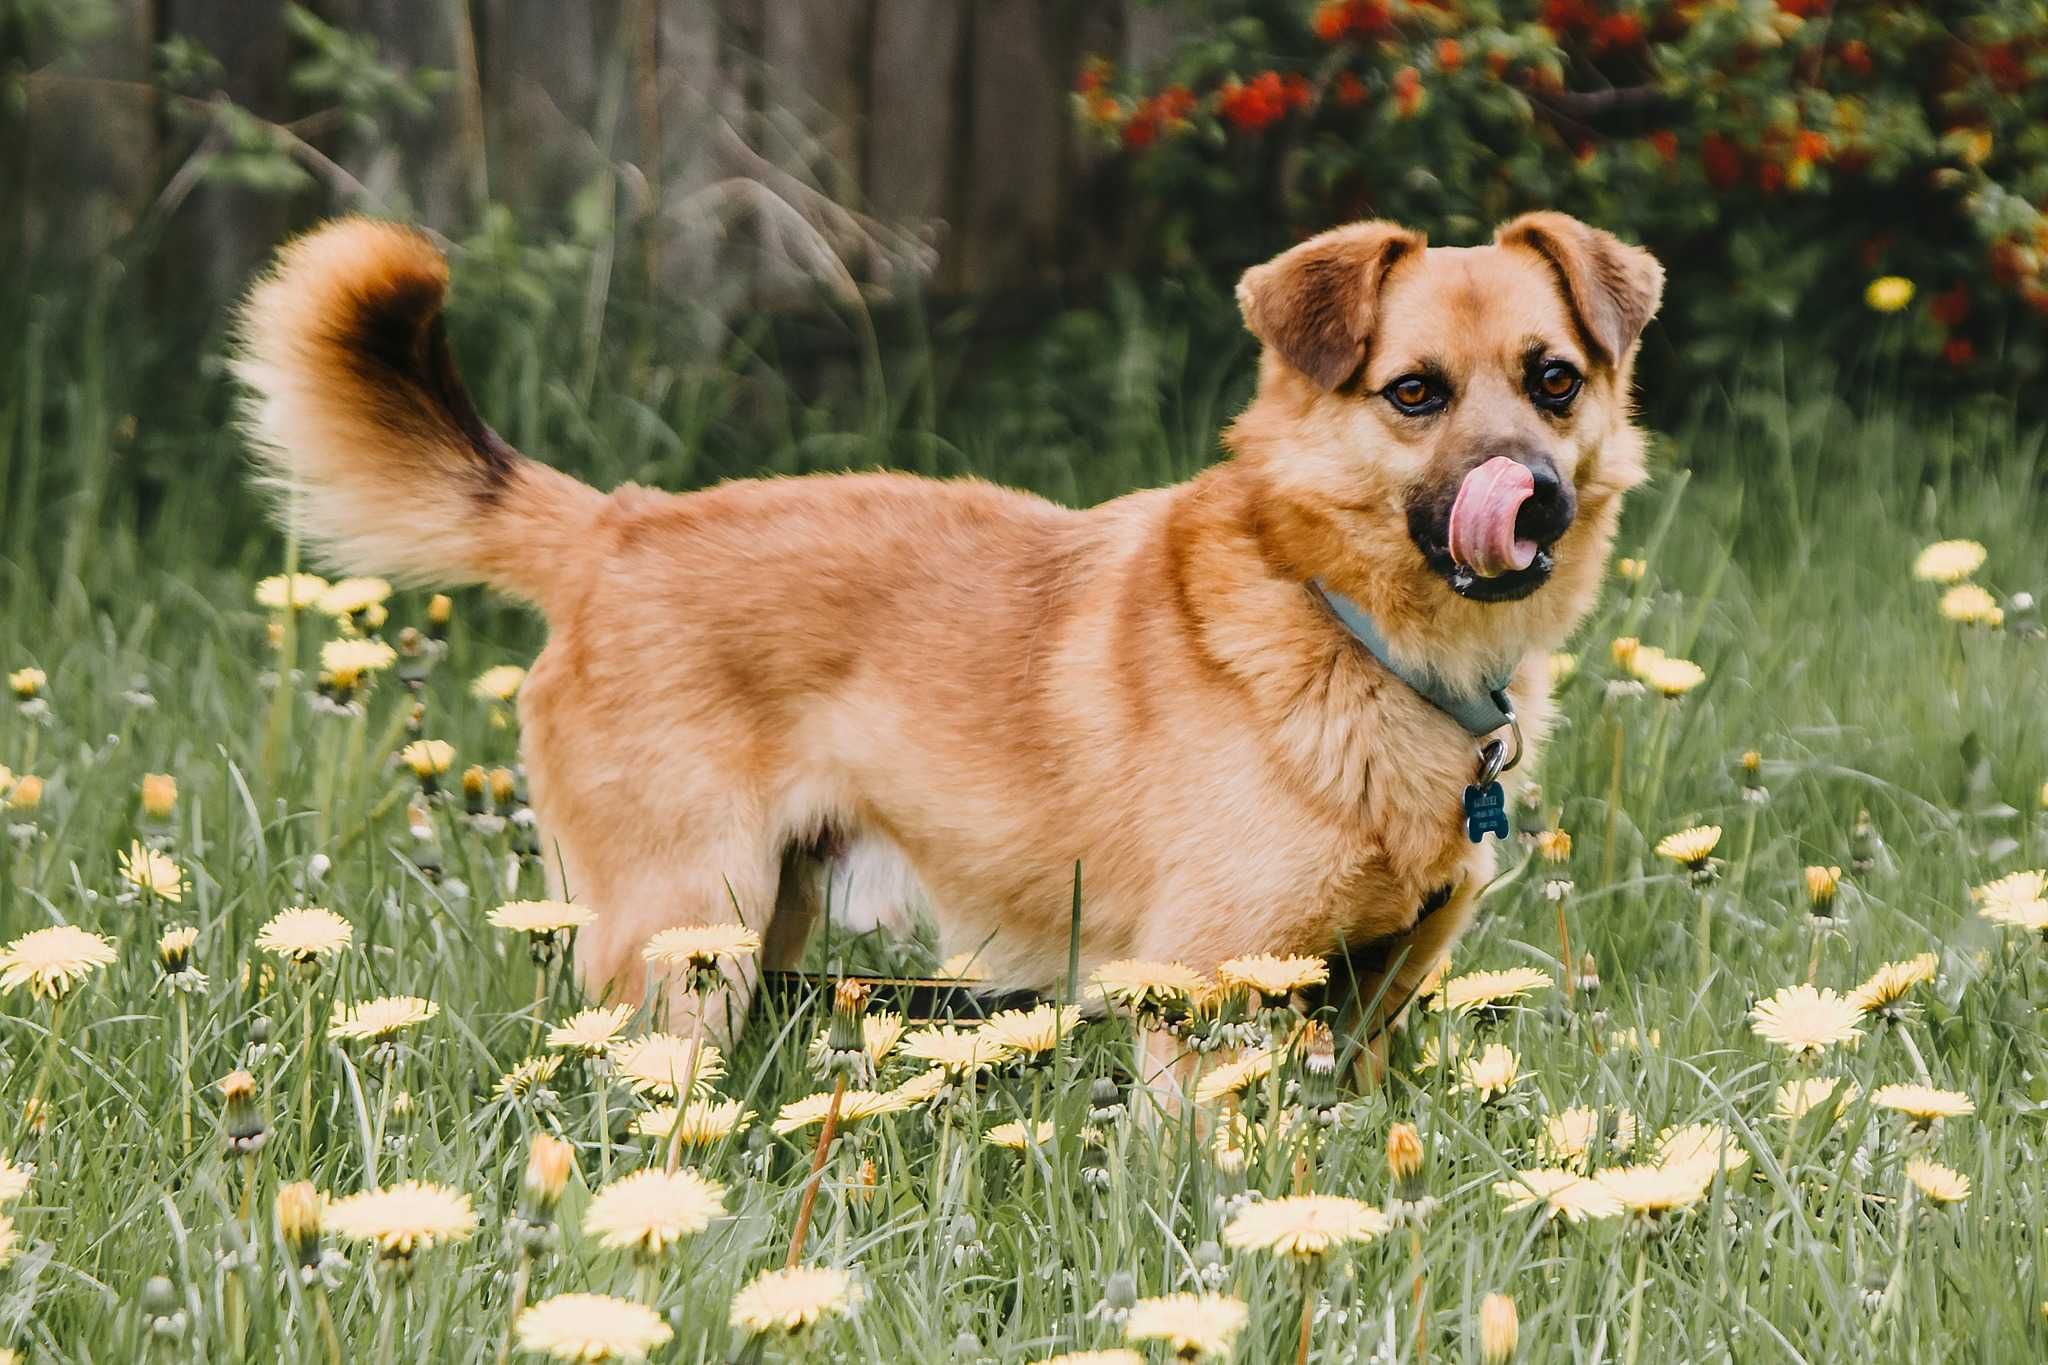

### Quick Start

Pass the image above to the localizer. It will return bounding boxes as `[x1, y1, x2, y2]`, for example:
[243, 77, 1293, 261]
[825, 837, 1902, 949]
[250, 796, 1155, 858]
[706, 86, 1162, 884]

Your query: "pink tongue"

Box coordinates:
[1447, 457, 1539, 577]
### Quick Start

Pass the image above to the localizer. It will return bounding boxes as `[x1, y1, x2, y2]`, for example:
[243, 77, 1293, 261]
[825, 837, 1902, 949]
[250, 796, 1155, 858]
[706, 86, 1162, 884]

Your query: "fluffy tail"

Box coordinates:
[234, 217, 603, 606]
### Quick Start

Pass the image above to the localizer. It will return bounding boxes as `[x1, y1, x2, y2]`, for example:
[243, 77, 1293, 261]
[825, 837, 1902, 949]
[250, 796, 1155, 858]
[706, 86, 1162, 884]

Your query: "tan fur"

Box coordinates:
[234, 214, 1661, 1044]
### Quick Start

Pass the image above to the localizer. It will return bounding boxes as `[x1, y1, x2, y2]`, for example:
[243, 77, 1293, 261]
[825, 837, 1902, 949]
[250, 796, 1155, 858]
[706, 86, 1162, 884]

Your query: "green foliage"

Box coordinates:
[1080, 0, 2048, 386]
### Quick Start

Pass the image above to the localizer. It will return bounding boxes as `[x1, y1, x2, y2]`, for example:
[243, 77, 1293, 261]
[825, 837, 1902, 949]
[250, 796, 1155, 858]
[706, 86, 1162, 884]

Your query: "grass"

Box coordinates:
[0, 283, 2045, 1363]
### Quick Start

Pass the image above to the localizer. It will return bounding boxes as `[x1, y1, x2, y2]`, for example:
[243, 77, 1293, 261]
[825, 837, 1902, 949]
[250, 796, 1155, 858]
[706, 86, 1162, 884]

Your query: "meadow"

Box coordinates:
[0, 295, 2045, 1363]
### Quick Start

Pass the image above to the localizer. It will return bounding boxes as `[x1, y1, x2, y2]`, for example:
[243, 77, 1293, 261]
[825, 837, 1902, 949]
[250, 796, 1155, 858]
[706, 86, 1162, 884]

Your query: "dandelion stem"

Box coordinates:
[1555, 894, 1575, 1002]
[18, 995, 65, 1147]
[311, 1282, 343, 1365]
[1600, 712, 1628, 892]
[372, 1266, 401, 1365]
[1296, 1259, 1320, 1365]
[260, 528, 302, 793]
[299, 984, 318, 1175]
[1620, 1239, 1649, 1365]
[494, 1252, 532, 1365]
[786, 1074, 847, 1268]
[1894, 1024, 1934, 1084]
[368, 1052, 395, 1188]
[1409, 1224, 1427, 1362]
[177, 991, 192, 1160]
[1694, 886, 1715, 996]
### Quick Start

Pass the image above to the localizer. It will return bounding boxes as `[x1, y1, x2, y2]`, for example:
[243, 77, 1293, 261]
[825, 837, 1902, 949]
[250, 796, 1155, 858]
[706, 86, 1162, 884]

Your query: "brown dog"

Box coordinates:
[235, 213, 1660, 1048]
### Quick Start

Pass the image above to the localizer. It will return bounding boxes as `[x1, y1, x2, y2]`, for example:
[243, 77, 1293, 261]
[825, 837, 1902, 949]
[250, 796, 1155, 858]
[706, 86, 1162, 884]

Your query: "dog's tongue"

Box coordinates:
[1447, 457, 1538, 577]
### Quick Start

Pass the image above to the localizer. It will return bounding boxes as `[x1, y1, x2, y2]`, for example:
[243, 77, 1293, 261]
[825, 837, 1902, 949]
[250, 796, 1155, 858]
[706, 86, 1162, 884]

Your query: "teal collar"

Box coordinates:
[1311, 580, 1517, 738]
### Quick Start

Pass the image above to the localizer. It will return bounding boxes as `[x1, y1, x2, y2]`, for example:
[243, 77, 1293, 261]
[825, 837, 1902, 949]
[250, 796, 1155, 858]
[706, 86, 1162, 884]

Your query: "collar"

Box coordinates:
[1310, 579, 1517, 738]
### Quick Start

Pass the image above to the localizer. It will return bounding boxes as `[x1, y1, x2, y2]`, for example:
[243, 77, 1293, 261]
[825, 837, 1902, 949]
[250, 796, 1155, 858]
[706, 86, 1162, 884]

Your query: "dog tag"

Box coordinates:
[1463, 781, 1509, 843]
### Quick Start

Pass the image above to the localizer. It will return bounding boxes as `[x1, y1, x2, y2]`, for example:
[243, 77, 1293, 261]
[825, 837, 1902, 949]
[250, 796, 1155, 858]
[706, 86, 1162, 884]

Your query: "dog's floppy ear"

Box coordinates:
[1495, 212, 1664, 368]
[1236, 222, 1426, 391]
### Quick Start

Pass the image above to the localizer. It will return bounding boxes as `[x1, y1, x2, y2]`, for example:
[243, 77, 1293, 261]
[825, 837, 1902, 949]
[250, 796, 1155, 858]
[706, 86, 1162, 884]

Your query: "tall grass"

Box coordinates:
[0, 270, 2043, 1361]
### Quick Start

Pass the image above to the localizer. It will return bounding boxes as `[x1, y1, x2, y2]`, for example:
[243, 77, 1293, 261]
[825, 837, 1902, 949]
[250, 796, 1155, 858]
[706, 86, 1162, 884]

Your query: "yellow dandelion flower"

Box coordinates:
[582, 1167, 726, 1254]
[1804, 865, 1843, 911]
[1750, 983, 1863, 1054]
[1595, 1158, 1715, 1214]
[1640, 654, 1706, 698]
[809, 1014, 905, 1069]
[255, 906, 354, 964]
[0, 924, 118, 1000]
[1457, 1043, 1521, 1100]
[1939, 583, 2002, 627]
[1193, 1047, 1277, 1105]
[900, 1024, 1010, 1074]
[1975, 871, 2048, 931]
[1973, 869, 2046, 904]
[488, 900, 596, 937]
[118, 841, 184, 902]
[494, 1055, 563, 1099]
[1222, 1194, 1388, 1259]
[470, 665, 528, 703]
[139, 773, 178, 819]
[1492, 1168, 1621, 1223]
[640, 924, 762, 970]
[1654, 825, 1722, 868]
[0, 1214, 15, 1269]
[631, 1097, 753, 1145]
[1615, 556, 1648, 581]
[547, 1004, 635, 1056]
[1912, 539, 1986, 584]
[7, 668, 46, 699]
[728, 1265, 862, 1335]
[328, 995, 439, 1043]
[1124, 1293, 1248, 1359]
[890, 1067, 951, 1106]
[610, 1033, 724, 1098]
[979, 1004, 1081, 1060]
[936, 951, 990, 981]
[5, 775, 40, 811]
[1479, 1292, 1519, 1364]
[1773, 1076, 1856, 1122]
[1540, 1107, 1637, 1169]
[399, 740, 454, 778]
[323, 1181, 475, 1257]
[1433, 966, 1552, 1015]
[1029, 1352, 1144, 1365]
[984, 1119, 1059, 1150]
[318, 637, 396, 684]
[1849, 952, 1938, 1013]
[515, 1292, 674, 1362]
[1089, 959, 1207, 1011]
[1904, 1157, 1970, 1205]
[1548, 651, 1578, 685]
[1656, 1123, 1750, 1177]
[315, 576, 392, 618]
[254, 572, 330, 611]
[1870, 1083, 1974, 1123]
[0, 1157, 34, 1204]
[1864, 276, 1915, 313]
[1535, 829, 1573, 864]
[1215, 953, 1329, 999]
[770, 1088, 905, 1135]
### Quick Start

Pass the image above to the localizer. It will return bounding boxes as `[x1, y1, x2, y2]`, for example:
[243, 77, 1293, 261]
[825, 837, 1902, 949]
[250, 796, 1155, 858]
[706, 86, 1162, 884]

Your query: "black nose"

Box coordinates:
[1515, 457, 1575, 544]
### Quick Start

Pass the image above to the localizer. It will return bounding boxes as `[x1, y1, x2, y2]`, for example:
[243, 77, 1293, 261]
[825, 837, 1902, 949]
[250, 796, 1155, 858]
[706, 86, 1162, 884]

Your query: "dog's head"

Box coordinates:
[1230, 213, 1662, 663]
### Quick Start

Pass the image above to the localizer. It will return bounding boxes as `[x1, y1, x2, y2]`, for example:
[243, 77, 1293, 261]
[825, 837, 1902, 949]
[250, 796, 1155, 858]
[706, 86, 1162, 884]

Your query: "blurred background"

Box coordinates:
[2, 0, 2044, 597]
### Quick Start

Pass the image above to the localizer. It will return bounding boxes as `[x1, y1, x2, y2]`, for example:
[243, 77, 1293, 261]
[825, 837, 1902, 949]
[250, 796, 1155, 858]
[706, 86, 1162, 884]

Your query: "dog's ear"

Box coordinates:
[1495, 212, 1664, 368]
[1236, 222, 1426, 391]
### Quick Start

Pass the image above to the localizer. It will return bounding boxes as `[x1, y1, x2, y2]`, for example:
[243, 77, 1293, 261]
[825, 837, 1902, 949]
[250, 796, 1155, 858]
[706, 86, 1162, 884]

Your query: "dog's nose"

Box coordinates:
[1514, 456, 1575, 544]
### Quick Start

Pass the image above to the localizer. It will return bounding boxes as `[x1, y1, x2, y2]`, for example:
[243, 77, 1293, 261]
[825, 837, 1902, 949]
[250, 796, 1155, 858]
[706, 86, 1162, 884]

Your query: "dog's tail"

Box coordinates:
[233, 218, 603, 607]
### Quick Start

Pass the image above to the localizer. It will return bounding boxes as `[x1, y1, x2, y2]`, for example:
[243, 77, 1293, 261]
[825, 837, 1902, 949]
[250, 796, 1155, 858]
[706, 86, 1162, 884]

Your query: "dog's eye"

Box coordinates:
[1383, 375, 1446, 415]
[1530, 361, 1582, 409]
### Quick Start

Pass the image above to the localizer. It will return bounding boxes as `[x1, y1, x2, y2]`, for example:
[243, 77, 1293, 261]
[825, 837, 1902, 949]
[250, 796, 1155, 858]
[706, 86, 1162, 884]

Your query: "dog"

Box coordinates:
[234, 212, 1660, 1057]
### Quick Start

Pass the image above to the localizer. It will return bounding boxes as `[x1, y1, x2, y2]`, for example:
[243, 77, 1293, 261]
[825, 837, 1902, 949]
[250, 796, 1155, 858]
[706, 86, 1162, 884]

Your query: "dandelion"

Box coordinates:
[275, 1180, 325, 1272]
[330, 995, 439, 1043]
[1639, 654, 1706, 698]
[1124, 1293, 1248, 1360]
[315, 576, 392, 621]
[1548, 651, 1578, 685]
[515, 1293, 674, 1362]
[7, 668, 45, 699]
[139, 773, 178, 820]
[324, 1181, 476, 1258]
[640, 923, 762, 973]
[1595, 1159, 1715, 1216]
[1090, 959, 1206, 1021]
[1456, 1043, 1521, 1101]
[1865, 276, 1915, 312]
[1479, 1292, 1519, 1363]
[610, 1033, 724, 1099]
[256, 906, 353, 965]
[218, 1068, 267, 1155]
[254, 572, 330, 611]
[1492, 1168, 1621, 1222]
[771, 1088, 905, 1135]
[0, 1158, 31, 1205]
[1030, 1353, 1143, 1365]
[979, 1004, 1082, 1065]
[985, 1119, 1059, 1150]
[0, 1215, 15, 1269]
[1656, 1123, 1750, 1177]
[1870, 1083, 1974, 1124]
[936, 950, 990, 981]
[1224, 1194, 1387, 1258]
[1540, 1107, 1637, 1170]
[1738, 749, 1768, 805]
[318, 637, 396, 687]
[809, 1014, 905, 1071]
[901, 1024, 1009, 1074]
[1192, 1047, 1276, 1105]
[489, 899, 595, 951]
[0, 924, 117, 1000]
[1615, 557, 1647, 581]
[1773, 1076, 1856, 1122]
[1912, 539, 1986, 584]
[494, 1055, 563, 1100]
[548, 1003, 635, 1056]
[471, 665, 527, 702]
[118, 840, 184, 902]
[1939, 583, 2002, 627]
[1655, 824, 1722, 872]
[1433, 966, 1552, 1015]
[1904, 1158, 1970, 1204]
[582, 1167, 726, 1255]
[631, 1097, 753, 1146]
[1849, 952, 1938, 1015]
[729, 1265, 862, 1336]
[1750, 984, 1864, 1055]
[1805, 865, 1843, 916]
[1214, 953, 1328, 1000]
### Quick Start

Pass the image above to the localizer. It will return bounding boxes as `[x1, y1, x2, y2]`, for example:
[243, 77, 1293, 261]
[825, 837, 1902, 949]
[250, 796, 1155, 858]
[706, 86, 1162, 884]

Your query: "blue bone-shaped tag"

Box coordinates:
[1463, 781, 1509, 843]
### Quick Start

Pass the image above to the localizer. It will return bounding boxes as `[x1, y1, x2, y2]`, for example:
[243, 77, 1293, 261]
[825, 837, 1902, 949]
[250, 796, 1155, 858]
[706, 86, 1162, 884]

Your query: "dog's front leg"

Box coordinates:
[1337, 877, 1483, 1087]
